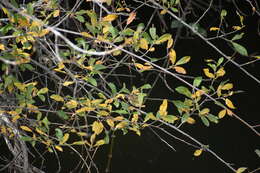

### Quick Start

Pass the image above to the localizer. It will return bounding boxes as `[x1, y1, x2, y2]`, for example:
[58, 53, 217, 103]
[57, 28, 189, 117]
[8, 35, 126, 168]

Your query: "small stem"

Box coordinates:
[105, 131, 115, 173]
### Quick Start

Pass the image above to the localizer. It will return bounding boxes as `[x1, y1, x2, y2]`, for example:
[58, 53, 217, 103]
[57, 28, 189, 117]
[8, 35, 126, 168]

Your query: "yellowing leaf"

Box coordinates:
[167, 38, 173, 48]
[200, 108, 210, 115]
[134, 63, 152, 71]
[159, 99, 168, 116]
[94, 139, 105, 147]
[218, 109, 226, 119]
[194, 149, 203, 156]
[72, 141, 89, 145]
[139, 38, 148, 50]
[236, 167, 247, 173]
[65, 100, 78, 109]
[53, 9, 60, 17]
[131, 113, 139, 123]
[92, 121, 104, 135]
[169, 49, 176, 65]
[0, 44, 5, 50]
[203, 68, 215, 78]
[63, 81, 74, 86]
[174, 66, 186, 74]
[155, 34, 172, 44]
[187, 117, 196, 124]
[12, 115, 21, 122]
[106, 119, 115, 128]
[209, 27, 220, 31]
[98, 110, 109, 116]
[81, 32, 92, 38]
[55, 145, 63, 152]
[50, 94, 64, 102]
[232, 26, 242, 30]
[77, 132, 88, 136]
[76, 107, 95, 113]
[115, 121, 128, 129]
[222, 83, 233, 90]
[226, 109, 233, 116]
[113, 116, 124, 121]
[102, 14, 118, 22]
[160, 9, 168, 15]
[60, 133, 69, 145]
[225, 98, 236, 109]
[126, 12, 136, 25]
[216, 67, 225, 77]
[36, 128, 46, 135]
[20, 125, 32, 132]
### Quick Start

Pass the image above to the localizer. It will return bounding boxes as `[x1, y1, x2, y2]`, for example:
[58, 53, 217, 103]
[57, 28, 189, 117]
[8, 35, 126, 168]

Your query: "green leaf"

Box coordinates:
[88, 77, 97, 87]
[217, 57, 224, 66]
[221, 9, 227, 19]
[37, 87, 49, 95]
[38, 94, 45, 102]
[176, 56, 191, 66]
[113, 109, 128, 114]
[231, 42, 248, 56]
[232, 33, 244, 41]
[201, 116, 210, 127]
[206, 114, 219, 123]
[57, 110, 69, 120]
[162, 115, 178, 123]
[155, 34, 171, 44]
[20, 136, 33, 141]
[255, 149, 260, 157]
[121, 28, 135, 36]
[108, 82, 117, 96]
[75, 15, 85, 23]
[175, 86, 192, 98]
[141, 84, 152, 90]
[181, 113, 190, 123]
[236, 167, 247, 173]
[193, 77, 202, 87]
[55, 128, 63, 140]
[149, 27, 157, 40]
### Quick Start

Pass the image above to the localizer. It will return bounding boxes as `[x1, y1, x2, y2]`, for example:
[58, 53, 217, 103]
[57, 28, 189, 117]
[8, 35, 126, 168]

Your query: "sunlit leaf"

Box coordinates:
[175, 56, 191, 66]
[55, 145, 63, 152]
[194, 149, 203, 156]
[225, 98, 236, 109]
[102, 14, 118, 22]
[158, 99, 168, 116]
[169, 49, 176, 65]
[174, 66, 186, 74]
[126, 12, 136, 25]
[20, 125, 32, 132]
[65, 100, 78, 109]
[92, 121, 104, 135]
[63, 81, 74, 86]
[203, 68, 215, 78]
[235, 167, 247, 173]
[50, 94, 64, 102]
[59, 133, 69, 145]
[218, 109, 226, 119]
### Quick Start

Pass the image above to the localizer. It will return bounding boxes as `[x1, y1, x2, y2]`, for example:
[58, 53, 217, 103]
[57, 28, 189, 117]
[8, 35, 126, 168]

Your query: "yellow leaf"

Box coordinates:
[2, 7, 9, 15]
[92, 121, 104, 135]
[55, 145, 63, 152]
[187, 117, 196, 124]
[232, 26, 242, 30]
[106, 119, 115, 128]
[131, 113, 139, 123]
[222, 83, 233, 90]
[129, 127, 141, 136]
[174, 66, 186, 74]
[72, 141, 89, 145]
[20, 125, 32, 132]
[63, 81, 74, 86]
[194, 149, 203, 156]
[218, 109, 226, 119]
[216, 67, 225, 77]
[126, 12, 136, 25]
[225, 98, 236, 109]
[65, 100, 78, 109]
[12, 115, 21, 122]
[102, 14, 118, 22]
[90, 133, 96, 144]
[94, 139, 105, 147]
[77, 132, 88, 136]
[115, 121, 128, 129]
[76, 107, 95, 113]
[160, 9, 168, 15]
[203, 68, 215, 78]
[159, 99, 168, 116]
[36, 128, 46, 135]
[37, 29, 50, 37]
[14, 82, 26, 91]
[169, 49, 176, 65]
[209, 27, 220, 31]
[0, 44, 5, 50]
[113, 116, 124, 121]
[81, 32, 92, 38]
[139, 38, 148, 50]
[98, 110, 109, 116]
[53, 9, 60, 17]
[60, 133, 70, 145]
[236, 167, 247, 173]
[134, 63, 152, 71]
[167, 38, 173, 48]
[148, 47, 155, 52]
[226, 109, 233, 116]
[50, 94, 64, 102]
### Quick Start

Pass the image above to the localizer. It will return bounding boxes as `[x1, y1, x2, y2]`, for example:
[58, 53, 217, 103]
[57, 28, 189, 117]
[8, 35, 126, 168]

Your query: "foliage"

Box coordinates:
[0, 0, 259, 172]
